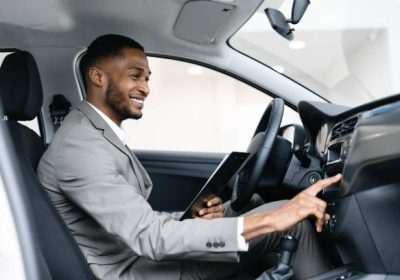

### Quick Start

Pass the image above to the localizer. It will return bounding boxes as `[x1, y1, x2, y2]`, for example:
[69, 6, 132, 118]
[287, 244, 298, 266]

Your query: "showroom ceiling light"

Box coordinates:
[289, 40, 306, 50]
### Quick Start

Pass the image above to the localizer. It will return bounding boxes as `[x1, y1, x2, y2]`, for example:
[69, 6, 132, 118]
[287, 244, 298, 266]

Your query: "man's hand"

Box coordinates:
[197, 196, 225, 219]
[242, 174, 342, 240]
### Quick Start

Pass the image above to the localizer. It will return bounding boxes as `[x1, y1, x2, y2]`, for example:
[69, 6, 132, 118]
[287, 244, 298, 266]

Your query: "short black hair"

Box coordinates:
[80, 34, 145, 89]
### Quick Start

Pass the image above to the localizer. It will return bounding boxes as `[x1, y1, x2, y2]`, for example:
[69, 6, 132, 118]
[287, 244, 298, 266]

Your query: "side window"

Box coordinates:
[1, 52, 41, 137]
[18, 119, 41, 136]
[122, 57, 301, 153]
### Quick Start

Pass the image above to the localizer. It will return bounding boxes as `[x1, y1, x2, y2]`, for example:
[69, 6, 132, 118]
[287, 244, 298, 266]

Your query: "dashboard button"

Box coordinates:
[308, 174, 320, 184]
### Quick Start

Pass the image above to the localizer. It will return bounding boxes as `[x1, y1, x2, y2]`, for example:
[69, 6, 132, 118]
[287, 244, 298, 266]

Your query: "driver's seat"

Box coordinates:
[0, 51, 94, 279]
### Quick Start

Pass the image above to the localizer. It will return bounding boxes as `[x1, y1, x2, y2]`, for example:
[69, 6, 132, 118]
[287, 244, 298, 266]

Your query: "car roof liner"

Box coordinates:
[174, 0, 235, 44]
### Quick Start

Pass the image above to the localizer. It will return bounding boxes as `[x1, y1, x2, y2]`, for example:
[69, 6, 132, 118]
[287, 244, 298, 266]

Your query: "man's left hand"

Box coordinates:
[197, 197, 224, 219]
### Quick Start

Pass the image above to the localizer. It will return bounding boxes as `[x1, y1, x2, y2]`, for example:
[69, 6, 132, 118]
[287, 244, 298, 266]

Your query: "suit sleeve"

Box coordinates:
[157, 211, 184, 220]
[53, 126, 240, 262]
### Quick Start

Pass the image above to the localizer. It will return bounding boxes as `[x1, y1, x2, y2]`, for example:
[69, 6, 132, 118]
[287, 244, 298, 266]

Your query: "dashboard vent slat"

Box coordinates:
[330, 116, 359, 141]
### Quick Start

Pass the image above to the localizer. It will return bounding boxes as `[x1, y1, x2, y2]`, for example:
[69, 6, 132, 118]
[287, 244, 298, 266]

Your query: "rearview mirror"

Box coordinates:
[265, 0, 310, 41]
[265, 8, 294, 40]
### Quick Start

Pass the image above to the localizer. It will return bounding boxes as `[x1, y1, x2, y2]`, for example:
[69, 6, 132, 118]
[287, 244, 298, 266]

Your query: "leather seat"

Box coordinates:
[0, 51, 94, 280]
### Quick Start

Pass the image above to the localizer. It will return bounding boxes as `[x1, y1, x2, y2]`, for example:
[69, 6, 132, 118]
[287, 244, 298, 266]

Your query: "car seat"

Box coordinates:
[0, 51, 94, 280]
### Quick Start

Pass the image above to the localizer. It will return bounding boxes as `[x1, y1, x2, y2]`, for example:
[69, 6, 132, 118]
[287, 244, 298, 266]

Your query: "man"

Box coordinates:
[37, 34, 340, 280]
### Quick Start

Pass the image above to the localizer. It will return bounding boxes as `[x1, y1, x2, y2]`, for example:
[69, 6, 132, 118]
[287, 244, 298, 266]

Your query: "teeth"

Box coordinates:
[131, 98, 144, 104]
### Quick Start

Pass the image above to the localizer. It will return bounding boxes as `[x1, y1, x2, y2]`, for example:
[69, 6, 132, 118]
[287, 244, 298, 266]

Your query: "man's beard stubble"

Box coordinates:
[105, 80, 142, 121]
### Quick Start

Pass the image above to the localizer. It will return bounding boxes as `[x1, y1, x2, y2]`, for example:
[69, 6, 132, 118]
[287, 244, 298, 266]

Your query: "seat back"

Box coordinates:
[0, 51, 94, 280]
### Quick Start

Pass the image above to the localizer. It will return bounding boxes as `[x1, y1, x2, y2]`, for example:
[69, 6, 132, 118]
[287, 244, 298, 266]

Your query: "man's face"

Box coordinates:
[103, 48, 150, 122]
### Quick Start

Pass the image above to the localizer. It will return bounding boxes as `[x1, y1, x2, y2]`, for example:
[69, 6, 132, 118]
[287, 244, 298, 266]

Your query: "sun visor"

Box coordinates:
[174, 0, 235, 44]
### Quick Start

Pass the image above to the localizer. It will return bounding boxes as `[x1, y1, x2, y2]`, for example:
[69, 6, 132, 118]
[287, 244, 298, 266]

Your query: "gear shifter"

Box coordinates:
[279, 235, 298, 266]
[255, 235, 298, 280]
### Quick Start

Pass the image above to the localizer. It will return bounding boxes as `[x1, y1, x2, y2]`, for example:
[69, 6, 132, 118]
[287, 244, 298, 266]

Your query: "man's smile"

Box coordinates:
[129, 96, 145, 107]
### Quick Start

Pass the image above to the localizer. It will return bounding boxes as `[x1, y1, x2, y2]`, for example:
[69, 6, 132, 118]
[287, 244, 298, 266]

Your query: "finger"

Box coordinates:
[324, 213, 331, 221]
[198, 208, 208, 216]
[202, 212, 224, 219]
[314, 210, 327, 232]
[198, 205, 219, 216]
[306, 174, 342, 196]
[199, 204, 224, 216]
[316, 213, 331, 232]
[315, 218, 324, 232]
[207, 196, 222, 207]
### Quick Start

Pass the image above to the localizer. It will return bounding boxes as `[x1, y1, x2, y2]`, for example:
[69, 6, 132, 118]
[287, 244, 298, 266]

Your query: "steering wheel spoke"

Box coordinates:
[231, 98, 284, 211]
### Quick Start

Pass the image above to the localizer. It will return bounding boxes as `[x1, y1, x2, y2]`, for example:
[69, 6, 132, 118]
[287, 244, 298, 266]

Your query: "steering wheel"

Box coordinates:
[230, 98, 284, 211]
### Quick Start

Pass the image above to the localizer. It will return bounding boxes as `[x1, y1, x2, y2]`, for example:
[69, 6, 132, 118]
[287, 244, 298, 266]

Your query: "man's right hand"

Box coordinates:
[242, 174, 342, 241]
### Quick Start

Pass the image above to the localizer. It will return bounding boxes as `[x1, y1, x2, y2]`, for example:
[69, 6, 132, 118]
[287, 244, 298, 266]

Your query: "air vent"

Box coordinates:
[330, 116, 359, 141]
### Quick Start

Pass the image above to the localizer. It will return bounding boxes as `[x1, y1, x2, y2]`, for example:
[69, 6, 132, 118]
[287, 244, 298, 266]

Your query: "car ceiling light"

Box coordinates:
[272, 65, 285, 73]
[289, 40, 306, 50]
[188, 65, 204, 75]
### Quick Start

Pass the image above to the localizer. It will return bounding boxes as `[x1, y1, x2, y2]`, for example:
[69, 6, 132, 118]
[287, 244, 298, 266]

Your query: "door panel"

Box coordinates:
[135, 151, 226, 212]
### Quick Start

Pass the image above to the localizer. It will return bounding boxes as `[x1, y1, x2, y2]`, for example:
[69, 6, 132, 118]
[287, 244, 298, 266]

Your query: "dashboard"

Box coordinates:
[299, 95, 400, 192]
[294, 93, 400, 275]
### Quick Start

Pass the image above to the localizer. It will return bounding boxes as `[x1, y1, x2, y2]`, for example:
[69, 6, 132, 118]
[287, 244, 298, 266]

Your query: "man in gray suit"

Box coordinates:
[37, 34, 341, 280]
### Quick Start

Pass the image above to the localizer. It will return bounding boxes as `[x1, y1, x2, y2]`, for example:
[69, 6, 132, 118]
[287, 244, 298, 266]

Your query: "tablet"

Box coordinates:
[180, 151, 250, 220]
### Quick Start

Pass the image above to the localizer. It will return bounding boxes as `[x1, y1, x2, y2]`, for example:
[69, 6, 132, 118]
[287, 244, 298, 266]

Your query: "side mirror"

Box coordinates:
[265, 0, 310, 41]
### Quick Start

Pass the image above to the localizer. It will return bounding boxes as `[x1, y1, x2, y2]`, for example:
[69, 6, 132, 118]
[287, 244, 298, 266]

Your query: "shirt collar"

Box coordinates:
[86, 101, 128, 145]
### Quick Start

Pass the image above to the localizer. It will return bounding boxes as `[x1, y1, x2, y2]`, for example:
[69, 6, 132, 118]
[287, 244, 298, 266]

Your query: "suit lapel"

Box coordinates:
[77, 102, 147, 195]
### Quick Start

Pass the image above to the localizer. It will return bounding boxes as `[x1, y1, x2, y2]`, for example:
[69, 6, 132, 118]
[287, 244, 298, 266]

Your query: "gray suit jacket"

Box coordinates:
[37, 101, 240, 279]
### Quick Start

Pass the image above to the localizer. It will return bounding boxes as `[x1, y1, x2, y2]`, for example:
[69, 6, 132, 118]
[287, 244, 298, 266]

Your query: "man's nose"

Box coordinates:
[138, 79, 150, 97]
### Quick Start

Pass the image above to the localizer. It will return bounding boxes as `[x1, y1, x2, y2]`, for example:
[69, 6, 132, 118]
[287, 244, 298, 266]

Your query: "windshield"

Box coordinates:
[230, 0, 400, 107]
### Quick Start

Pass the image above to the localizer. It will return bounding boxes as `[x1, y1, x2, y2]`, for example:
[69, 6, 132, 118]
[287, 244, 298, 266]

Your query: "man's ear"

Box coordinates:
[88, 67, 107, 88]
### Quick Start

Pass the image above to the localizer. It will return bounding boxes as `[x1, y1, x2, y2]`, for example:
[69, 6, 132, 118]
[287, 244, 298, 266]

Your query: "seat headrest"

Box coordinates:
[0, 51, 43, 121]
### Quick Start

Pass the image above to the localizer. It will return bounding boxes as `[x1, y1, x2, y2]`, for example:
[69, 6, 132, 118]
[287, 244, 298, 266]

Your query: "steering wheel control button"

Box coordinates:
[212, 242, 220, 248]
[206, 242, 212, 248]
[219, 241, 225, 248]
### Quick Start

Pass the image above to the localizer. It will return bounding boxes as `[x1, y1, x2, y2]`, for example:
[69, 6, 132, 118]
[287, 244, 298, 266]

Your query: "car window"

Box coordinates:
[18, 119, 41, 136]
[1, 52, 41, 137]
[122, 57, 301, 153]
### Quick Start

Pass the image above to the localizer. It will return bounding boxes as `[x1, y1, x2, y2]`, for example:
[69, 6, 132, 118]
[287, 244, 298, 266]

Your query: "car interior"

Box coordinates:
[0, 0, 399, 279]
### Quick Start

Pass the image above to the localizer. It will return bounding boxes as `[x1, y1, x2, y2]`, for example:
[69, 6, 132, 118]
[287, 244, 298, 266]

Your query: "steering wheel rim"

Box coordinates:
[230, 98, 284, 211]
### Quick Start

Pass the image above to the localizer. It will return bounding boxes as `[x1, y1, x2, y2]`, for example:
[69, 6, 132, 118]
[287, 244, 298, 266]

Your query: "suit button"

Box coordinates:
[212, 242, 219, 248]
[219, 241, 225, 248]
[206, 242, 212, 248]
